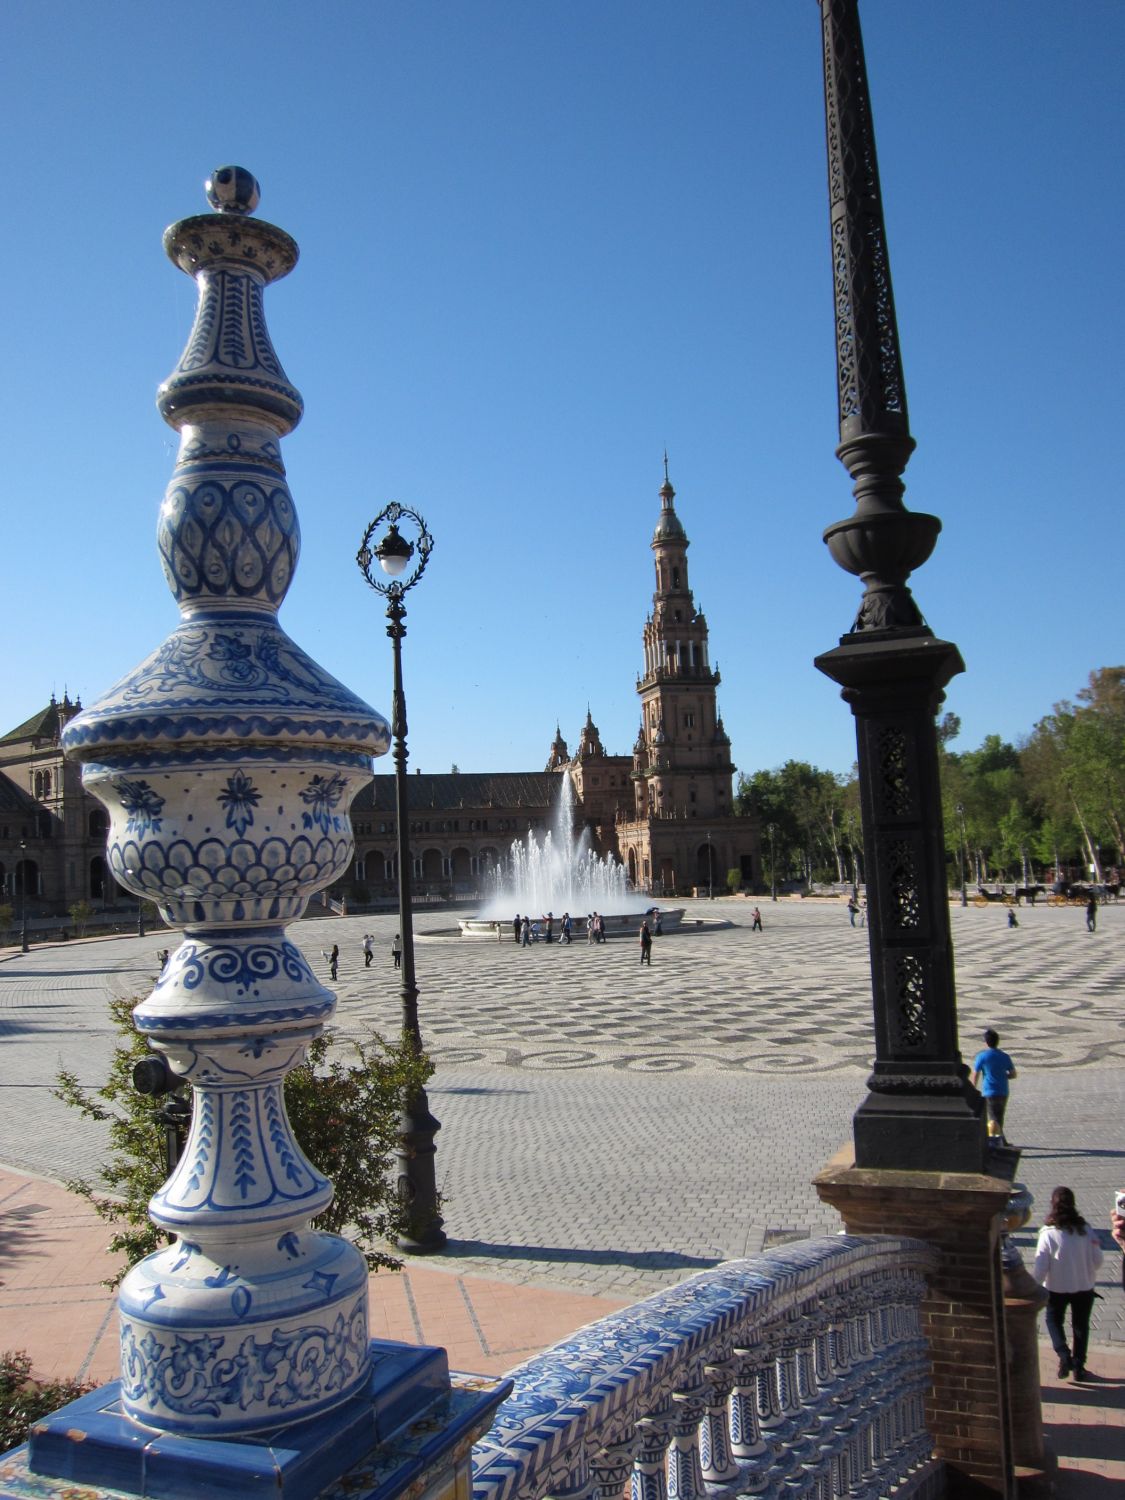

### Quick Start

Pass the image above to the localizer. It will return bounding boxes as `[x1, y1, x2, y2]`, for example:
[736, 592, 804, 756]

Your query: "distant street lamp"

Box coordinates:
[766, 822, 777, 901]
[358, 502, 446, 1254]
[706, 829, 714, 900]
[956, 803, 968, 907]
[18, 839, 29, 953]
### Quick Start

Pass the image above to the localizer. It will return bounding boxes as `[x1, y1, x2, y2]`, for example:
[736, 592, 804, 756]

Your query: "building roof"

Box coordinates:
[0, 771, 39, 815]
[355, 771, 559, 815]
[0, 695, 81, 747]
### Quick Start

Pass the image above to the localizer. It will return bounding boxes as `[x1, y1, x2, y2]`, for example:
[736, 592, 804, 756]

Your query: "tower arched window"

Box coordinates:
[672, 566, 681, 589]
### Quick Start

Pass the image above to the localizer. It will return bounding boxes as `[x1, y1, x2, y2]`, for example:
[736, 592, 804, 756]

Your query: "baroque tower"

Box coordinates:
[634, 465, 733, 822]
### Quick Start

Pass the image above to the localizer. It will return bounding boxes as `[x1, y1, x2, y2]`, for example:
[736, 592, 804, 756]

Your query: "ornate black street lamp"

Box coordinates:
[766, 822, 777, 901]
[956, 803, 968, 907]
[813, 0, 984, 1172]
[18, 839, 29, 954]
[358, 502, 446, 1253]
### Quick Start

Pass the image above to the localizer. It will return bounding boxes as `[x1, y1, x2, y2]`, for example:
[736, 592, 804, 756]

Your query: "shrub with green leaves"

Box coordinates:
[68, 901, 93, 936]
[0, 1350, 93, 1450]
[56, 994, 431, 1285]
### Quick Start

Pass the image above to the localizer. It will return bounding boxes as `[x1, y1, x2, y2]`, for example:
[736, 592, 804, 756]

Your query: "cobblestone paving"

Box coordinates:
[1, 898, 1122, 1340]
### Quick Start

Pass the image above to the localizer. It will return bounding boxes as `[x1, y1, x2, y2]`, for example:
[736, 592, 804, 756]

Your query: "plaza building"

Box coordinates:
[349, 471, 760, 902]
[0, 693, 115, 918]
[0, 474, 759, 915]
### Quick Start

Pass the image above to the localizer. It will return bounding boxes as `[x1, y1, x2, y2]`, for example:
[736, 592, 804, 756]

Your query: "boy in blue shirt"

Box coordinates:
[971, 1028, 1017, 1146]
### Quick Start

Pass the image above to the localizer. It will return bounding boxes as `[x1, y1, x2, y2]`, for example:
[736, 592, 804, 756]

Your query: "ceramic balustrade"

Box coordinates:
[472, 1236, 945, 1500]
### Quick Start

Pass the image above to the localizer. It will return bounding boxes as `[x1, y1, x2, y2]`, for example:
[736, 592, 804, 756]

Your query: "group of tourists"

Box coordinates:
[323, 934, 402, 979]
[512, 911, 603, 945]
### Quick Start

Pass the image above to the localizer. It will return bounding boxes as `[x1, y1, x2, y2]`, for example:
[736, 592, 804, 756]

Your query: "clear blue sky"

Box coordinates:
[3, 3, 1120, 780]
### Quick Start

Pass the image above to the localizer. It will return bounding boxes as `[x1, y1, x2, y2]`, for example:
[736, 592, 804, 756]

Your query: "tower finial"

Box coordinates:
[663, 449, 670, 484]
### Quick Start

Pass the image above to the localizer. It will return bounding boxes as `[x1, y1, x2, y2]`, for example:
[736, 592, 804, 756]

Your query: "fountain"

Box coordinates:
[458, 771, 683, 937]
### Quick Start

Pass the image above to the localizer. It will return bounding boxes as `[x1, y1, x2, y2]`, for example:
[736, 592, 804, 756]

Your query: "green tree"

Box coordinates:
[737, 761, 853, 885]
[68, 901, 93, 936]
[1021, 668, 1125, 879]
[56, 995, 430, 1284]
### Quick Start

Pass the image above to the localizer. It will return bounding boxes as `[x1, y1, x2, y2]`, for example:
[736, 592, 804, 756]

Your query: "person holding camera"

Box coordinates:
[1112, 1195, 1125, 1289]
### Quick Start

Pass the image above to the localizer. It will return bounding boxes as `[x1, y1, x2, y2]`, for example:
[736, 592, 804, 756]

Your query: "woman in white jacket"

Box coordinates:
[1032, 1186, 1104, 1381]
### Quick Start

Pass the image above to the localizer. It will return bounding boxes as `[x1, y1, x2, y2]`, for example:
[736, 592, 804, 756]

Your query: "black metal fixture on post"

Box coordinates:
[358, 503, 446, 1253]
[133, 1053, 192, 1178]
[956, 803, 968, 907]
[18, 839, 29, 954]
[766, 823, 777, 901]
[813, 0, 985, 1173]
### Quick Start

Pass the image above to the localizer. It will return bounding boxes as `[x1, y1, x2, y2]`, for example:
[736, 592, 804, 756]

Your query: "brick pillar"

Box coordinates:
[814, 1148, 1015, 1498]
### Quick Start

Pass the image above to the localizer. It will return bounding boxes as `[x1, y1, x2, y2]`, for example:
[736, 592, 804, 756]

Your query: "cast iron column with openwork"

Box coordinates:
[813, 0, 985, 1173]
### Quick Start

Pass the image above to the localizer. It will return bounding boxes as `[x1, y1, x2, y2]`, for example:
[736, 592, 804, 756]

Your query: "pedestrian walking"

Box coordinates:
[391, 933, 402, 969]
[1086, 896, 1097, 932]
[362, 933, 374, 967]
[520, 915, 530, 947]
[544, 912, 554, 943]
[328, 944, 339, 982]
[970, 1028, 1017, 1145]
[512, 914, 521, 945]
[586, 913, 595, 944]
[530, 919, 541, 943]
[847, 896, 859, 926]
[653, 909, 663, 937]
[639, 920, 652, 966]
[1007, 909, 1019, 929]
[561, 912, 572, 944]
[751, 907, 763, 932]
[1032, 1186, 1104, 1381]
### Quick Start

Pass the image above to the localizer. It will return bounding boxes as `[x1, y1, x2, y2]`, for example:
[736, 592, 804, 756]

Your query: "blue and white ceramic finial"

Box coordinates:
[205, 163, 261, 214]
[61, 170, 390, 1436]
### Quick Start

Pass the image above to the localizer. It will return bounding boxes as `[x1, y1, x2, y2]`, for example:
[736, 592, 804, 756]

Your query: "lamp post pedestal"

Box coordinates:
[815, 630, 986, 1174]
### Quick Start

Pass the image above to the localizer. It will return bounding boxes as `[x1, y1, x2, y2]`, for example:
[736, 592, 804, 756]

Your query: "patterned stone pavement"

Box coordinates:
[1, 896, 1122, 1341]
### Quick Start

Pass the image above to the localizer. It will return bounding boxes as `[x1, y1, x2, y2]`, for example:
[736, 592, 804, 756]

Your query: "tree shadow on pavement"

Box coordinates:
[441, 1240, 721, 1274]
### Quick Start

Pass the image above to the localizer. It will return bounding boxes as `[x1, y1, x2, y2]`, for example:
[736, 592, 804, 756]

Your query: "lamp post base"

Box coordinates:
[4, 1342, 508, 1500]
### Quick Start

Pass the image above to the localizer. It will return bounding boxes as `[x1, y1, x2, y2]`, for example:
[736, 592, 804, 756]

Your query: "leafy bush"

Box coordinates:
[56, 995, 431, 1285]
[0, 1350, 93, 1451]
[726, 868, 742, 894]
[68, 901, 93, 936]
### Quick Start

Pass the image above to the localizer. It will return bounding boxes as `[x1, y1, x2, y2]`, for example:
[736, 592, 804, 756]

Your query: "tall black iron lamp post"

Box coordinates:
[358, 502, 446, 1253]
[813, 0, 984, 1173]
[18, 839, 29, 954]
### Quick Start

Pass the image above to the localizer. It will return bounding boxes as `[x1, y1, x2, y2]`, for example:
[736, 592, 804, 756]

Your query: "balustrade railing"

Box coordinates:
[472, 1235, 942, 1500]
